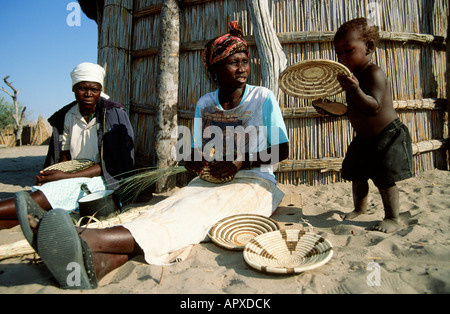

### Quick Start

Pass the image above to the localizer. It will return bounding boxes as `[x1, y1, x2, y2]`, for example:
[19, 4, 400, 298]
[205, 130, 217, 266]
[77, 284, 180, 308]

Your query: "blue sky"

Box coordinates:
[0, 0, 98, 122]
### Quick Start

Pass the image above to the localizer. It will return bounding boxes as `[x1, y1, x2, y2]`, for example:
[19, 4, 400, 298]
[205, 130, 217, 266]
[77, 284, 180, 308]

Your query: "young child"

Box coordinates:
[333, 18, 413, 233]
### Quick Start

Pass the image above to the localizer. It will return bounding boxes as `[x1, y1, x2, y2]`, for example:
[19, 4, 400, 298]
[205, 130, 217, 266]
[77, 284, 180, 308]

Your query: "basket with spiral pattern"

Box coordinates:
[42, 159, 95, 173]
[243, 229, 333, 274]
[279, 59, 351, 99]
[209, 214, 280, 250]
[199, 166, 235, 184]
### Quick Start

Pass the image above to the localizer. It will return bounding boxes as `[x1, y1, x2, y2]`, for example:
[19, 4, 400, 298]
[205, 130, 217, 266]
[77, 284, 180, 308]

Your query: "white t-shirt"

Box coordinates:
[61, 104, 100, 163]
[192, 84, 288, 182]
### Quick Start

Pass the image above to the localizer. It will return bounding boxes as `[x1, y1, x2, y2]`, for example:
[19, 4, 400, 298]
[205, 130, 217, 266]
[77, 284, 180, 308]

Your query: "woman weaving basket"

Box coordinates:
[0, 62, 135, 229]
[16, 22, 289, 289]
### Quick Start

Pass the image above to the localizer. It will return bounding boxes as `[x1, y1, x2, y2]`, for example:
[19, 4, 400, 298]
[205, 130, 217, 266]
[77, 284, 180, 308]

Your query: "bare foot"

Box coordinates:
[341, 210, 366, 220]
[372, 218, 401, 233]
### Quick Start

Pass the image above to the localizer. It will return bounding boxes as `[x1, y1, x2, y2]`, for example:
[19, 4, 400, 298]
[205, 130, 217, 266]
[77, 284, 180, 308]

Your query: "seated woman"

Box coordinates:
[18, 22, 289, 289]
[0, 62, 135, 231]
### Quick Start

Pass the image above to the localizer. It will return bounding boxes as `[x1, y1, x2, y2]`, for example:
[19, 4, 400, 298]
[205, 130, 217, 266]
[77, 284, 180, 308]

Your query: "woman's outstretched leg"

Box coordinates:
[36, 209, 142, 289]
[78, 226, 142, 281]
[0, 190, 51, 229]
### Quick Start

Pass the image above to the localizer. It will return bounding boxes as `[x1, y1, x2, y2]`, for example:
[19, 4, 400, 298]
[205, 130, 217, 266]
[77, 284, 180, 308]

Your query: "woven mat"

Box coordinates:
[279, 59, 351, 99]
[42, 159, 94, 173]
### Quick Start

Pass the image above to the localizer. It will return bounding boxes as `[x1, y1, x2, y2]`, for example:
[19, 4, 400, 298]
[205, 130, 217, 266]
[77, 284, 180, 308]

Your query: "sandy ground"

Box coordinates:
[0, 145, 449, 295]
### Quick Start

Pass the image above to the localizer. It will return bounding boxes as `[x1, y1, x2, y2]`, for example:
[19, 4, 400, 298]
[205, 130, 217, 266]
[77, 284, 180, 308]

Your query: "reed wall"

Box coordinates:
[98, 0, 448, 186]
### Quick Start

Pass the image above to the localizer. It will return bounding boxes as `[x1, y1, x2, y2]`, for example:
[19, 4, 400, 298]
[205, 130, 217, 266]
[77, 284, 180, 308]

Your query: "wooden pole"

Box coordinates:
[447, 10, 450, 170]
[154, 0, 180, 192]
[247, 0, 287, 99]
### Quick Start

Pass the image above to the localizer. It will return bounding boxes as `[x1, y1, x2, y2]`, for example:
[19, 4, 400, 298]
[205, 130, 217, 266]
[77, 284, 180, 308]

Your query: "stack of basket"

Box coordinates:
[209, 214, 333, 274]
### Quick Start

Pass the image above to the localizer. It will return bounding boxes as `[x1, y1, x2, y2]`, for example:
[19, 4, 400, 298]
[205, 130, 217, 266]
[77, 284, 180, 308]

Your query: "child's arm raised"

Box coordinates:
[337, 66, 388, 115]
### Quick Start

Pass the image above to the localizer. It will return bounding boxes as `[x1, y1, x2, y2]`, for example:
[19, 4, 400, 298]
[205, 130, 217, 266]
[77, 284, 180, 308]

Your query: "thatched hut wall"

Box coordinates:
[92, 0, 448, 186]
[0, 117, 51, 147]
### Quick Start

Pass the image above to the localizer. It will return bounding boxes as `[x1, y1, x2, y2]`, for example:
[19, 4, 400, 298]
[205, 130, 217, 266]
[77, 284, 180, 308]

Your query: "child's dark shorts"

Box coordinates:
[341, 118, 413, 187]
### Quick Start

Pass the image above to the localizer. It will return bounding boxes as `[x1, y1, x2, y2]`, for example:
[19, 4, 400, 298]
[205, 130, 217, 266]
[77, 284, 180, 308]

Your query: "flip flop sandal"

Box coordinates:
[15, 191, 47, 251]
[37, 209, 98, 290]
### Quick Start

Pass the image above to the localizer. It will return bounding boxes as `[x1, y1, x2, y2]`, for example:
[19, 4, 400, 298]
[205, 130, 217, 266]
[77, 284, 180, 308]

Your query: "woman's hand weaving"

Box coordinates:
[185, 160, 207, 175]
[208, 158, 242, 179]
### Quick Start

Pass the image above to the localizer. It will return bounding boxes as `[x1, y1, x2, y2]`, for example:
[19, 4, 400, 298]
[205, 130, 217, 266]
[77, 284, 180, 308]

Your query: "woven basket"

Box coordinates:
[199, 166, 234, 184]
[312, 99, 348, 116]
[279, 59, 351, 99]
[209, 214, 280, 251]
[243, 229, 333, 274]
[42, 159, 95, 173]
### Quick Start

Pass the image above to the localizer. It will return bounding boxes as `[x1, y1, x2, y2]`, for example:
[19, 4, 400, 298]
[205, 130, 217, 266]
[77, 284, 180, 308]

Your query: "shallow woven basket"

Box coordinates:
[209, 214, 280, 251]
[199, 166, 235, 184]
[312, 98, 348, 116]
[243, 229, 333, 274]
[279, 59, 351, 99]
[42, 159, 94, 173]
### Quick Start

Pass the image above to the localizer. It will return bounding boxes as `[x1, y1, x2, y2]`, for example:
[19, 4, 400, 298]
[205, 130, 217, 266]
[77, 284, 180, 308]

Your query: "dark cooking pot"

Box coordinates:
[78, 184, 121, 220]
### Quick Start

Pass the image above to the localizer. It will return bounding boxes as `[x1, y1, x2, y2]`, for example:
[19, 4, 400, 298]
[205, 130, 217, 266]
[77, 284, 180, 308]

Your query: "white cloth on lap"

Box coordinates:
[121, 170, 284, 265]
[32, 176, 107, 212]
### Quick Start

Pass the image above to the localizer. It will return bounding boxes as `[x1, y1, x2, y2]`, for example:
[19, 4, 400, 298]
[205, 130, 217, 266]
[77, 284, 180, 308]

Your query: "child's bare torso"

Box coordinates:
[347, 64, 398, 138]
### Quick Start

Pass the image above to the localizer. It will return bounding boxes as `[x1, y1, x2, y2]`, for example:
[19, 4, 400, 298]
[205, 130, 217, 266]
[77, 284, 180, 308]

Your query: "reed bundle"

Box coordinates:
[270, 0, 447, 35]
[98, 0, 133, 108]
[116, 165, 188, 203]
[0, 240, 34, 260]
[278, 98, 446, 120]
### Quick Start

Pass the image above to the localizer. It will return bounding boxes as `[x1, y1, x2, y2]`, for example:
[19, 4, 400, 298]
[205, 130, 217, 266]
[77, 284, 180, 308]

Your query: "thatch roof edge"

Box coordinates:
[78, 0, 104, 23]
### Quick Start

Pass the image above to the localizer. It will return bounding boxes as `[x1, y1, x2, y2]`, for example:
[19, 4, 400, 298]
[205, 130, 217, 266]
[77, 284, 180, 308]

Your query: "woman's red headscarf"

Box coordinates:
[202, 21, 249, 69]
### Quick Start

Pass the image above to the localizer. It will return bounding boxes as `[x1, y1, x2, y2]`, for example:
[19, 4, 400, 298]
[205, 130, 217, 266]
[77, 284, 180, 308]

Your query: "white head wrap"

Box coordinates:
[70, 62, 110, 99]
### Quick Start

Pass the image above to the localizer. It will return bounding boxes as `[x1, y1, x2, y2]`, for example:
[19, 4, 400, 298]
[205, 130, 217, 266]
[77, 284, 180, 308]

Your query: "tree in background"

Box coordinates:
[0, 96, 16, 129]
[0, 76, 26, 146]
